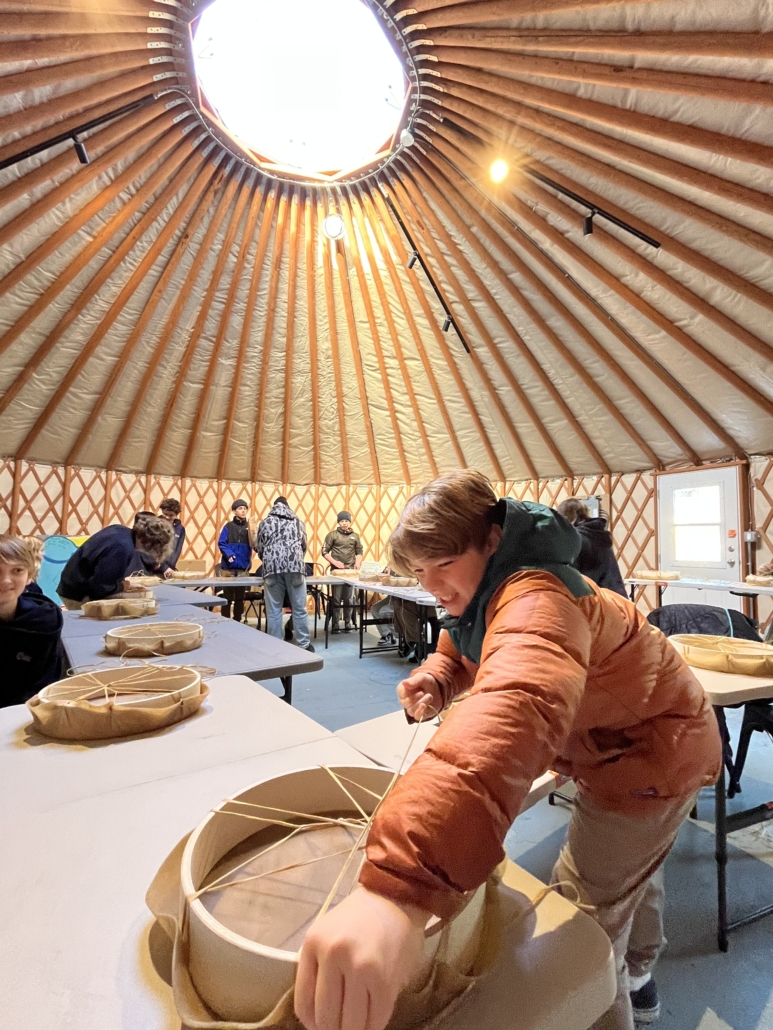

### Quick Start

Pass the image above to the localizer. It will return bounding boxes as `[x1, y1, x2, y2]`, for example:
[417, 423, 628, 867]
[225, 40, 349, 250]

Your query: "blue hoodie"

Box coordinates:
[1, 587, 63, 707]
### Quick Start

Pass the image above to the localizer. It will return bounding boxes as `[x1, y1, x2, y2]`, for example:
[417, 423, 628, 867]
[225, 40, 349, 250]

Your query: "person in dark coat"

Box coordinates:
[57, 517, 175, 607]
[217, 499, 256, 621]
[158, 498, 186, 575]
[0, 535, 63, 707]
[557, 498, 627, 597]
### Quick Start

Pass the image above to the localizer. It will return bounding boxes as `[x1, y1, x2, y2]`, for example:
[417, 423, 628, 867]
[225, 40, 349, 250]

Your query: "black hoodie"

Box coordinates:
[573, 516, 627, 597]
[1, 587, 63, 707]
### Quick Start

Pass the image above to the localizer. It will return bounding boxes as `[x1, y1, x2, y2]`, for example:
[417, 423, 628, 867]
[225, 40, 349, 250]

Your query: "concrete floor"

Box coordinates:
[258, 622, 773, 1030]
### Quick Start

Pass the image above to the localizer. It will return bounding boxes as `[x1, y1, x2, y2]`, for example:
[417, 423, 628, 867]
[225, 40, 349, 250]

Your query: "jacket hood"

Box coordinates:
[10, 591, 63, 637]
[444, 498, 592, 664]
[269, 501, 296, 520]
[577, 516, 613, 547]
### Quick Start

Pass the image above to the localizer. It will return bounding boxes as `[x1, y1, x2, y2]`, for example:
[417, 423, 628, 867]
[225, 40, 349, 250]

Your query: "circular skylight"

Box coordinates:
[192, 0, 409, 177]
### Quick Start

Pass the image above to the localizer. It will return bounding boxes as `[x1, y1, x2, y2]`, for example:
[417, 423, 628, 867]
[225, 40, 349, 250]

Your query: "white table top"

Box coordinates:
[688, 665, 773, 707]
[336, 710, 561, 814]
[0, 676, 614, 1030]
[625, 576, 773, 597]
[337, 576, 439, 607]
[163, 575, 264, 589]
[152, 583, 226, 606]
[62, 611, 323, 682]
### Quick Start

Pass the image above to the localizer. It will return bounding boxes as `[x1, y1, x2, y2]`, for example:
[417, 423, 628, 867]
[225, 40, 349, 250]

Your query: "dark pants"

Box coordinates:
[217, 567, 250, 621]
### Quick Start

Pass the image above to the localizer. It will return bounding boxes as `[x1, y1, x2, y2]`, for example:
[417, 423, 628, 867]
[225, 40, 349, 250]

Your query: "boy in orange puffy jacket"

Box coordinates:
[296, 471, 721, 1030]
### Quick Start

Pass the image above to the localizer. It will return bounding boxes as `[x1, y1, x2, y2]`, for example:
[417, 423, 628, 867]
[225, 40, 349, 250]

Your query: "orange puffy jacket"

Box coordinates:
[360, 571, 722, 919]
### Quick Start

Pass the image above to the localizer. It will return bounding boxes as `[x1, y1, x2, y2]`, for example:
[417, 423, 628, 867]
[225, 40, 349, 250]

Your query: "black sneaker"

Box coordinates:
[304, 643, 316, 653]
[630, 978, 660, 1025]
[343, 622, 354, 632]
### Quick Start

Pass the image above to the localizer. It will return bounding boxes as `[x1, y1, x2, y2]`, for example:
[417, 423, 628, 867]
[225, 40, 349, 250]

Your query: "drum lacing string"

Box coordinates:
[189, 704, 439, 917]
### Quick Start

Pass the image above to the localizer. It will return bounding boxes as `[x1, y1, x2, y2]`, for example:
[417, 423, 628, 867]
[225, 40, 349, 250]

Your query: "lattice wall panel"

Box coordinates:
[751, 456, 773, 632]
[612, 471, 657, 611]
[65, 467, 107, 536]
[0, 458, 13, 533]
[6, 459, 771, 621]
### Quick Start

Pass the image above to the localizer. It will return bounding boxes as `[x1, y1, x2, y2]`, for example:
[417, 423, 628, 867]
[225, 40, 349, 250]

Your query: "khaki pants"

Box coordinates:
[551, 790, 697, 1030]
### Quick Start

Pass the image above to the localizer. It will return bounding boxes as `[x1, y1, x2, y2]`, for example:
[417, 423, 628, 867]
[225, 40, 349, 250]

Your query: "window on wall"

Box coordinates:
[673, 484, 722, 563]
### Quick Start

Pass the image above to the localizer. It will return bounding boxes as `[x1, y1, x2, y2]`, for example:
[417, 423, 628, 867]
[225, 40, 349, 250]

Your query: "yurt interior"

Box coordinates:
[2, 0, 773, 1028]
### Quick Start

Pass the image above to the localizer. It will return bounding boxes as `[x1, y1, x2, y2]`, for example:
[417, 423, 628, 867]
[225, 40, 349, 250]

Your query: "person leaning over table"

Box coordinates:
[57, 517, 175, 609]
[321, 511, 363, 632]
[0, 535, 63, 708]
[295, 469, 722, 1030]
[157, 497, 186, 576]
[217, 499, 257, 621]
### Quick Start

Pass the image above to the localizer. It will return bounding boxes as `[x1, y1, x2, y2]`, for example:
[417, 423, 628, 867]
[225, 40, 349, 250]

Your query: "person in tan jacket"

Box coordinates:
[295, 471, 722, 1030]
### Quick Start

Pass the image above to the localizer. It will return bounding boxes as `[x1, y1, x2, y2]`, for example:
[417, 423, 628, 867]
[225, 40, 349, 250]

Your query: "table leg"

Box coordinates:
[280, 676, 292, 705]
[358, 589, 365, 659]
[324, 585, 331, 649]
[714, 719, 728, 952]
[628, 582, 636, 603]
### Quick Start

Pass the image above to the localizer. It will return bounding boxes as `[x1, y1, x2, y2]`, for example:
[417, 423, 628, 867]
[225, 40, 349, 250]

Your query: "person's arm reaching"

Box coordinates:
[361, 577, 591, 918]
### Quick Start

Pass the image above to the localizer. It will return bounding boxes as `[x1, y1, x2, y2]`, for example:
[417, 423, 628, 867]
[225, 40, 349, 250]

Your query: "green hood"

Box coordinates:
[443, 498, 592, 664]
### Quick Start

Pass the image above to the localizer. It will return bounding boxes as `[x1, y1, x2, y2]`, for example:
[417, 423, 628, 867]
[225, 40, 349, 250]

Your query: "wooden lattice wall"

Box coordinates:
[0, 458, 661, 596]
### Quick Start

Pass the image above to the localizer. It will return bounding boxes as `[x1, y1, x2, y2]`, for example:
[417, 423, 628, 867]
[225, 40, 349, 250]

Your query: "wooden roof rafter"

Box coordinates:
[372, 183, 506, 479]
[406, 153, 625, 471]
[339, 191, 412, 484]
[14, 151, 215, 461]
[0, 140, 206, 419]
[425, 127, 746, 457]
[181, 173, 264, 479]
[109, 162, 242, 472]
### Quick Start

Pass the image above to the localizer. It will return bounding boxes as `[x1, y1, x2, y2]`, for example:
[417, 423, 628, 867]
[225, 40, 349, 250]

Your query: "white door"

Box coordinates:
[657, 466, 742, 611]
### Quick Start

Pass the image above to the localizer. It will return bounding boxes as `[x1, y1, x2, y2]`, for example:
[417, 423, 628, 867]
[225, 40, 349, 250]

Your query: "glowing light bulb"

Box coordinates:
[490, 159, 508, 183]
[322, 213, 345, 240]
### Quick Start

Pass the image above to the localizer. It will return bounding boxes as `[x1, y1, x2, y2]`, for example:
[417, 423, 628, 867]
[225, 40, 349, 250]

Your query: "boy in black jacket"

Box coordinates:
[0, 535, 63, 707]
[57, 517, 175, 607]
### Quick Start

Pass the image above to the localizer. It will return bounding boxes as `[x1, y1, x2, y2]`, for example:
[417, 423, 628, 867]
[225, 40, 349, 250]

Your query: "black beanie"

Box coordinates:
[232, 499, 249, 511]
[275, 496, 289, 506]
[337, 511, 352, 523]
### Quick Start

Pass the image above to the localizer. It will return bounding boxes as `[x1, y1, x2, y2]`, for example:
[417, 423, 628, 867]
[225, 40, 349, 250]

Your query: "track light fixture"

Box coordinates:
[72, 135, 90, 165]
[525, 168, 660, 249]
[442, 315, 452, 332]
[407, 251, 418, 269]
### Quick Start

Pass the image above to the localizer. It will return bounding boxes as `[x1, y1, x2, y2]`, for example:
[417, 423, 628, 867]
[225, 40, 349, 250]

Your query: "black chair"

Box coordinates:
[242, 563, 264, 629]
[647, 603, 766, 798]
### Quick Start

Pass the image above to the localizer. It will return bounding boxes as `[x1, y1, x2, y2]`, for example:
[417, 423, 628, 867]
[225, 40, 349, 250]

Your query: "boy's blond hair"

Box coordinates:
[388, 470, 499, 575]
[0, 534, 44, 579]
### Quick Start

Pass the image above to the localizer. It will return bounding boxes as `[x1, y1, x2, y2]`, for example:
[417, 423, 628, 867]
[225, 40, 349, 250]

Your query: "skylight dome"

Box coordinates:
[192, 0, 410, 179]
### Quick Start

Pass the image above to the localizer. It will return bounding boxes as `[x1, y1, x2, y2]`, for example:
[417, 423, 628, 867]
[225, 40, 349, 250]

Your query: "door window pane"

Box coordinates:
[675, 525, 721, 563]
[673, 485, 720, 525]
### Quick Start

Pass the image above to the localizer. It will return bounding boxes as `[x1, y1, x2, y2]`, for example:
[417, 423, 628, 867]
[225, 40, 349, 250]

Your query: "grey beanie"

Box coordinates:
[232, 498, 249, 511]
[337, 511, 352, 523]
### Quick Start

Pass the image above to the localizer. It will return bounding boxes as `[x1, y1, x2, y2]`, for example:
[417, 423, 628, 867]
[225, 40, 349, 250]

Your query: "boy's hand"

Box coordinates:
[295, 887, 426, 1030]
[163, 568, 174, 579]
[397, 672, 442, 720]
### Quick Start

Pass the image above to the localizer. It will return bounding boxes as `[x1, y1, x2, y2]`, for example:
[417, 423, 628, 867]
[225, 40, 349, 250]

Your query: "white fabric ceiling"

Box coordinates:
[1, 0, 772, 484]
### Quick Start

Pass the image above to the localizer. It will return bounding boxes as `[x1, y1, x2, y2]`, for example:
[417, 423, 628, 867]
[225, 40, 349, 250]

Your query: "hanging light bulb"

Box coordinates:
[407, 251, 418, 269]
[400, 128, 415, 147]
[442, 315, 452, 332]
[322, 212, 345, 240]
[583, 213, 595, 236]
[490, 159, 508, 183]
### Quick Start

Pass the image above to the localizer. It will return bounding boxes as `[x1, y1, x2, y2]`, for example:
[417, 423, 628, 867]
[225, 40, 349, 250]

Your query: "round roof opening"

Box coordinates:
[192, 0, 410, 179]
